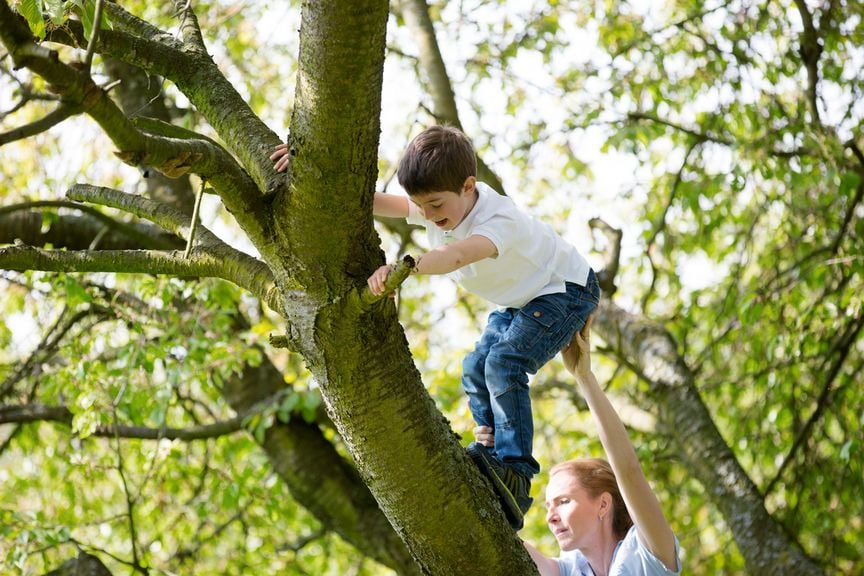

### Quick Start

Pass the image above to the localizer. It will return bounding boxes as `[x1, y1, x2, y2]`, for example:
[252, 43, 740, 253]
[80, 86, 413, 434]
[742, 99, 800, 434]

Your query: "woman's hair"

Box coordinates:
[397, 125, 477, 195]
[549, 458, 633, 540]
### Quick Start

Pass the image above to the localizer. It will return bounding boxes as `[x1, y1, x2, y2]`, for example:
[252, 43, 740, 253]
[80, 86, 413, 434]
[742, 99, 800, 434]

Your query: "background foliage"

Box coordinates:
[1, 0, 862, 574]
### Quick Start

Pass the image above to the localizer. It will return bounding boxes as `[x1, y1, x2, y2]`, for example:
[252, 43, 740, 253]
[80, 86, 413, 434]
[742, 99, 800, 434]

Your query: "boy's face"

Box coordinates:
[411, 177, 477, 231]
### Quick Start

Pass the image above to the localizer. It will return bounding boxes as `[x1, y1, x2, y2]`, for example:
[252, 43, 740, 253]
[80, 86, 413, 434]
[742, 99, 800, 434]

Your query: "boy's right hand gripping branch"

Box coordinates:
[361, 254, 416, 306]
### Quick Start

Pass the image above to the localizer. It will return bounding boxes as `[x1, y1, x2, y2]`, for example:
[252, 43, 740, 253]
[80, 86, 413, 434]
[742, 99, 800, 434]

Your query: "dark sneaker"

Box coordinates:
[466, 442, 533, 530]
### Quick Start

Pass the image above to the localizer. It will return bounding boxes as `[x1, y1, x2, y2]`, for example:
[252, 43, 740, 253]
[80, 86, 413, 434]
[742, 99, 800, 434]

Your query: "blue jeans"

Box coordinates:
[461, 270, 600, 478]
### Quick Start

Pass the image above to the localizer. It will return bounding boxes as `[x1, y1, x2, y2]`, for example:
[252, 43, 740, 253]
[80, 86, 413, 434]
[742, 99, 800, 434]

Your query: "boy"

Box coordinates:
[274, 125, 600, 530]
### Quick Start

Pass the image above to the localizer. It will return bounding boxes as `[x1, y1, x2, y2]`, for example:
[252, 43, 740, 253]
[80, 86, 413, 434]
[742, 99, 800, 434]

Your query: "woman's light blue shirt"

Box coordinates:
[555, 526, 681, 576]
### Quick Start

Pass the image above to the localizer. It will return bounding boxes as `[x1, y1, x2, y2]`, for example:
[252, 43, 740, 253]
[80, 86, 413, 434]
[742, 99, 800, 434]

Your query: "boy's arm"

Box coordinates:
[412, 234, 497, 275]
[374, 192, 410, 218]
[366, 235, 496, 295]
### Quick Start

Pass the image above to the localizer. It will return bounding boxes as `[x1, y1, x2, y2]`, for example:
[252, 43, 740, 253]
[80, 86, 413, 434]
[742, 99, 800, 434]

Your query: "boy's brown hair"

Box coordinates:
[397, 125, 477, 195]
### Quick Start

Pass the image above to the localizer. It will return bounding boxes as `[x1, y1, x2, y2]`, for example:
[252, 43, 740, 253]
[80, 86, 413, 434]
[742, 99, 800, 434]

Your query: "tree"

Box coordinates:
[1, 0, 861, 574]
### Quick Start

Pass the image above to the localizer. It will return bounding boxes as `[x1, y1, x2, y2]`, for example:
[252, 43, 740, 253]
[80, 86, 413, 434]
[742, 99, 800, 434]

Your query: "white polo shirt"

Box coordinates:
[407, 182, 591, 309]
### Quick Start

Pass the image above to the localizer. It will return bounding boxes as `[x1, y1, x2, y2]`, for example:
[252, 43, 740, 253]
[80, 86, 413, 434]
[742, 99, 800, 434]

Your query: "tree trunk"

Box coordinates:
[268, 1, 537, 572]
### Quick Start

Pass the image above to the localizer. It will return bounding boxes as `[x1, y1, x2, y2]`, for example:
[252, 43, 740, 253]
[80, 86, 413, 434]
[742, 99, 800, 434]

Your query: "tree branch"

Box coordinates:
[763, 311, 864, 494]
[0, 244, 282, 314]
[0, 210, 181, 251]
[100, 2, 183, 48]
[170, 0, 206, 49]
[359, 254, 415, 307]
[83, 0, 106, 70]
[67, 184, 222, 250]
[0, 102, 79, 145]
[107, 404, 145, 572]
[89, 4, 286, 210]
[792, 0, 823, 126]
[45, 551, 114, 576]
[641, 140, 700, 309]
[0, 306, 112, 402]
[0, 200, 178, 249]
[172, 511, 245, 564]
[0, 403, 248, 441]
[588, 217, 622, 296]
[592, 300, 823, 573]
[64, 184, 282, 312]
[627, 111, 814, 157]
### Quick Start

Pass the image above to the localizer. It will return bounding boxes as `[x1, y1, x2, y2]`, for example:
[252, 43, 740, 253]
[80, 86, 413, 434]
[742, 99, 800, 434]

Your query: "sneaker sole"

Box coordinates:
[466, 444, 524, 530]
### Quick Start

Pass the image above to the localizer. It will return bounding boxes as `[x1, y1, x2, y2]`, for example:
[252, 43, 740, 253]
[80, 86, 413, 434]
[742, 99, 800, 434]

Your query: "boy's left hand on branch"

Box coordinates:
[367, 264, 394, 296]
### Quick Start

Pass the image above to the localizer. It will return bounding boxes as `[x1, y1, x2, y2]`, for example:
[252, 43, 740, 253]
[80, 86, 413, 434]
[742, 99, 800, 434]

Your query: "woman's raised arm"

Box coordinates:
[560, 318, 678, 571]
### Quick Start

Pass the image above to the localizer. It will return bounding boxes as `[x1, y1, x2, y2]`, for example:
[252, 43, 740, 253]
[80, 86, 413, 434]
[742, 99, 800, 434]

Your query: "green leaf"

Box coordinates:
[277, 392, 300, 423]
[71, 0, 112, 40]
[44, 0, 65, 24]
[64, 276, 92, 307]
[15, 0, 46, 39]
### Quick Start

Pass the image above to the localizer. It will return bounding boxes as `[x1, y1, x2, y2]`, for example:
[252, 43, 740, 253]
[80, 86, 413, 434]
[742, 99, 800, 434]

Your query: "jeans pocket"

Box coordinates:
[507, 297, 569, 356]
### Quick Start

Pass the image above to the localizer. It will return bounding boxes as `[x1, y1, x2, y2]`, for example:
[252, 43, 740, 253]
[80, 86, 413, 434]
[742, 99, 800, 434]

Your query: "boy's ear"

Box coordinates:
[462, 176, 477, 193]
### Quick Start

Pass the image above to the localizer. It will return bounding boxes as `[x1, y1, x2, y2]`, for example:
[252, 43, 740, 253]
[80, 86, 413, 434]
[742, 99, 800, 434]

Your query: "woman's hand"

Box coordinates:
[561, 315, 593, 383]
[473, 425, 495, 448]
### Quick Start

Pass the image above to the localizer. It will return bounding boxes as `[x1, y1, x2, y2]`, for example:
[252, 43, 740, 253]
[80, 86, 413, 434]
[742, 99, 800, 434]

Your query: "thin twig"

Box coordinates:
[111, 406, 144, 572]
[184, 178, 206, 259]
[84, 0, 106, 70]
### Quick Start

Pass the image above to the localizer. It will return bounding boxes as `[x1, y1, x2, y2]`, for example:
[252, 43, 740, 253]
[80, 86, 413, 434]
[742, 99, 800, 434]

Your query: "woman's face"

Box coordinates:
[544, 472, 605, 551]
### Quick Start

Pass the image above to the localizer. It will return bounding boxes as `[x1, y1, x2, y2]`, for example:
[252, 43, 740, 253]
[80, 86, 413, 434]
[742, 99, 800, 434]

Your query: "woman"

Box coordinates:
[474, 318, 680, 576]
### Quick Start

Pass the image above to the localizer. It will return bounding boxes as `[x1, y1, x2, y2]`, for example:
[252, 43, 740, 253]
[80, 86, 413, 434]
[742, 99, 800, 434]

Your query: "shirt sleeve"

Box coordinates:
[629, 528, 682, 575]
[406, 201, 424, 226]
[471, 211, 518, 259]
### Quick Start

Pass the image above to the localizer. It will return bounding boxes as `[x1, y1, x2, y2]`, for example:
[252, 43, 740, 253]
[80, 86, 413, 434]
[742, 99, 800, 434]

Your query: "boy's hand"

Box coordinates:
[270, 143, 291, 172]
[473, 425, 495, 448]
[367, 264, 394, 296]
